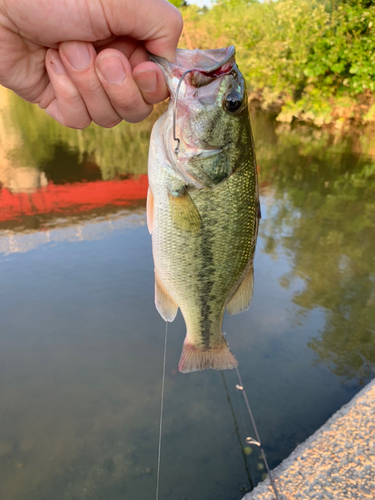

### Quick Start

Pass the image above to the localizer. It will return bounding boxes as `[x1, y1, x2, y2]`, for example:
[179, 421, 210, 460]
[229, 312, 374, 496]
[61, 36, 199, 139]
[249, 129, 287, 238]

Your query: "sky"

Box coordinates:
[187, 0, 214, 7]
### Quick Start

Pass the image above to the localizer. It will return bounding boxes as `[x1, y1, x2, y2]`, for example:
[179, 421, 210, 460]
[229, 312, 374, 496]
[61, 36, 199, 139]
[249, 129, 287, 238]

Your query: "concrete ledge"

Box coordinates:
[243, 378, 375, 500]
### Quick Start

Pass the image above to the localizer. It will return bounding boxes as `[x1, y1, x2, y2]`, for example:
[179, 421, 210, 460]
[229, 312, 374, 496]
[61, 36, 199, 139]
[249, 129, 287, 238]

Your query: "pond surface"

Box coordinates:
[0, 88, 374, 500]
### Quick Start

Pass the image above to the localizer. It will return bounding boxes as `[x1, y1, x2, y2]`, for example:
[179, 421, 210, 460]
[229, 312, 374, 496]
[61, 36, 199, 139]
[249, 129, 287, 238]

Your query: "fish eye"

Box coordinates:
[224, 92, 242, 112]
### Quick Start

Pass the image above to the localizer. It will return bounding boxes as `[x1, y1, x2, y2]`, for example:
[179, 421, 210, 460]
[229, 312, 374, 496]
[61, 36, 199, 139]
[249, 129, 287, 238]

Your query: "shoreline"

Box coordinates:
[242, 378, 375, 500]
[248, 89, 375, 131]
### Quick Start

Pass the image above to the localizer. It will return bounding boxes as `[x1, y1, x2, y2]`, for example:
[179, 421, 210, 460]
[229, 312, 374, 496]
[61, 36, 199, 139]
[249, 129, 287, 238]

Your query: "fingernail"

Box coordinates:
[97, 56, 126, 85]
[64, 42, 91, 70]
[134, 70, 158, 92]
[49, 51, 66, 75]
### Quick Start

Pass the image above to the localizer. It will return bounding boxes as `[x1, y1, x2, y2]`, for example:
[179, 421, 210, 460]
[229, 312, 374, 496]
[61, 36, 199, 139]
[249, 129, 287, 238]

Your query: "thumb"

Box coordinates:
[101, 0, 183, 62]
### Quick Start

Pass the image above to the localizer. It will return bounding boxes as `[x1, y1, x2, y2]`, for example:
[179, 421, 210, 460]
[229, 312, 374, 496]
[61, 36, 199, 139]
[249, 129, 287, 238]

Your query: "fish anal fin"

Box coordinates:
[168, 187, 201, 232]
[227, 267, 254, 316]
[155, 273, 178, 322]
[178, 342, 238, 373]
[147, 187, 154, 234]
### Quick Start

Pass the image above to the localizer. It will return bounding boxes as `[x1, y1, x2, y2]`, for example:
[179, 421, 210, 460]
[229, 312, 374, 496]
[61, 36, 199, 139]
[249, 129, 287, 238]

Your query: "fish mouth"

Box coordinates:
[151, 45, 235, 72]
[174, 46, 235, 73]
[182, 142, 223, 160]
[163, 120, 224, 189]
[150, 46, 236, 94]
[169, 139, 223, 163]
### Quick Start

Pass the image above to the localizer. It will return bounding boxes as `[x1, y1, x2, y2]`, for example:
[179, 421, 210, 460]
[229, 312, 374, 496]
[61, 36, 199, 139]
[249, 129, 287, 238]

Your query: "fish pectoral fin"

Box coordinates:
[155, 273, 178, 322]
[146, 187, 154, 234]
[178, 341, 238, 373]
[226, 267, 254, 316]
[168, 187, 201, 232]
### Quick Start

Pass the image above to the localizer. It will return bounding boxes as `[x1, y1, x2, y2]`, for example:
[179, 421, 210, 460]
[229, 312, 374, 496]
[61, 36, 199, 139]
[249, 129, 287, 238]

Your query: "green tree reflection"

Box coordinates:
[2, 92, 160, 180]
[254, 112, 375, 385]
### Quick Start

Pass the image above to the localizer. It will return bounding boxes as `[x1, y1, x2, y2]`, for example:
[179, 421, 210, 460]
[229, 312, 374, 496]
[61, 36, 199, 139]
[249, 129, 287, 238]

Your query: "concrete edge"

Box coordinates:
[242, 377, 375, 499]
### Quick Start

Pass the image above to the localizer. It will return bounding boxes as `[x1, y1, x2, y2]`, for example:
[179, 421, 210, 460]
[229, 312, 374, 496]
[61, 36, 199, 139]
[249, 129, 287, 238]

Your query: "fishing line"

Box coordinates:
[221, 371, 254, 491]
[173, 69, 194, 156]
[155, 321, 168, 500]
[234, 366, 281, 500]
[233, 369, 251, 443]
[232, 369, 255, 480]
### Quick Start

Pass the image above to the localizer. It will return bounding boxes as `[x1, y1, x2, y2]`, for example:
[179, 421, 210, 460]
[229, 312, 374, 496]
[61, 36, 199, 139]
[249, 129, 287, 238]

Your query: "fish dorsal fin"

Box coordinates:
[146, 187, 154, 234]
[168, 187, 201, 232]
[155, 273, 178, 322]
[226, 266, 254, 316]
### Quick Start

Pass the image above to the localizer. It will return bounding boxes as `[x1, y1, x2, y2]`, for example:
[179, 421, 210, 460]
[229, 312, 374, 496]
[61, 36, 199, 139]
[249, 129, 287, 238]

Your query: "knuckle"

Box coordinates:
[171, 10, 183, 37]
[114, 90, 143, 113]
[79, 79, 103, 98]
[63, 86, 83, 105]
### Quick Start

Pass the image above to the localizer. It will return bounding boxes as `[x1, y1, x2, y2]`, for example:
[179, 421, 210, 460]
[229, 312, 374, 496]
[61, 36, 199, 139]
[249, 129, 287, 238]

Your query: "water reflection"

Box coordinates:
[252, 111, 375, 386]
[0, 88, 151, 235]
[0, 89, 375, 499]
[0, 166, 48, 194]
[1, 87, 152, 180]
[0, 171, 147, 236]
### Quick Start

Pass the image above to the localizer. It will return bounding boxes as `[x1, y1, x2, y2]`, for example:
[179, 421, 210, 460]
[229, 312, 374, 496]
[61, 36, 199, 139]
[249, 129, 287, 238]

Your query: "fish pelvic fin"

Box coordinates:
[178, 341, 238, 374]
[226, 266, 254, 316]
[155, 273, 178, 322]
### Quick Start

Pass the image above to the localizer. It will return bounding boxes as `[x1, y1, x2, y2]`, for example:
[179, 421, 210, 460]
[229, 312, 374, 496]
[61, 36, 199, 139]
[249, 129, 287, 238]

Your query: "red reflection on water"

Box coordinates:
[0, 175, 148, 222]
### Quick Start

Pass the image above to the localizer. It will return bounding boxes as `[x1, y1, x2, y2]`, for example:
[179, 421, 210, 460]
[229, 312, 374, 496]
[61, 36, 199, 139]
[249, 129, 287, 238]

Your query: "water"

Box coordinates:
[0, 88, 374, 500]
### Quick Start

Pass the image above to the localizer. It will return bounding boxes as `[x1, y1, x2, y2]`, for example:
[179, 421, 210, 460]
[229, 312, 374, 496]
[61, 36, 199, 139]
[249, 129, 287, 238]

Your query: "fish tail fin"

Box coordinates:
[178, 340, 238, 374]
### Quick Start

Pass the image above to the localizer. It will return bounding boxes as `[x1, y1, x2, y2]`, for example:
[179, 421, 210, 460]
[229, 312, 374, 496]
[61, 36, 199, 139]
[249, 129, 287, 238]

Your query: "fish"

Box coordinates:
[147, 46, 260, 373]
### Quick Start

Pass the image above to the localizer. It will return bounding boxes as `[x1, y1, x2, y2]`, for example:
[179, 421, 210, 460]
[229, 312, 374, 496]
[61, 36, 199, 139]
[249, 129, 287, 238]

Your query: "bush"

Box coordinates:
[181, 0, 375, 125]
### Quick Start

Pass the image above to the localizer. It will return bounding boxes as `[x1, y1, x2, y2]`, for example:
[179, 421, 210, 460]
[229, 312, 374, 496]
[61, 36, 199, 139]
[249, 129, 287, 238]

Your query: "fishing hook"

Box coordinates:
[173, 69, 194, 156]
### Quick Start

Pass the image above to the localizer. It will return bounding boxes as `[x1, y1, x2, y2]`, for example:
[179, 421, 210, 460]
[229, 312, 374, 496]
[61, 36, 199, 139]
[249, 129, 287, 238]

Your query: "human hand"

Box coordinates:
[0, 0, 182, 128]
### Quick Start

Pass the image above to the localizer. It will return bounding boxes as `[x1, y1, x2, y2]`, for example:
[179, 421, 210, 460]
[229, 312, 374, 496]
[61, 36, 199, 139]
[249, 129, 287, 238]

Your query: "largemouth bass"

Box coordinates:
[147, 46, 260, 373]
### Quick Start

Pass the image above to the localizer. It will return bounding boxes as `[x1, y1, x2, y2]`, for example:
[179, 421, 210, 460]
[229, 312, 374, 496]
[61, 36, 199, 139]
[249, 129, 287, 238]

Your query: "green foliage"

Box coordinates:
[181, 0, 375, 125]
[304, 4, 375, 95]
[168, 0, 187, 7]
[340, 0, 375, 7]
